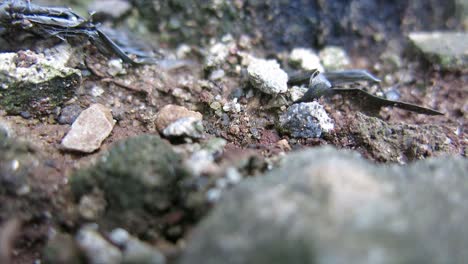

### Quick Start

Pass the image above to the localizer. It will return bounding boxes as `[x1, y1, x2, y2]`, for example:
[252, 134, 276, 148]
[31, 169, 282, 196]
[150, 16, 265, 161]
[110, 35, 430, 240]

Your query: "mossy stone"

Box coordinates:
[70, 135, 191, 239]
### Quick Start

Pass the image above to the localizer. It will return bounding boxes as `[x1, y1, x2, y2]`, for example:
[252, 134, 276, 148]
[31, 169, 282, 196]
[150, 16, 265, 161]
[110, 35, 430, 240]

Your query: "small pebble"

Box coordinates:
[289, 85, 309, 102]
[90, 85, 105, 97]
[20, 111, 31, 119]
[222, 98, 241, 113]
[319, 46, 350, 71]
[247, 58, 288, 95]
[154, 104, 203, 132]
[109, 228, 166, 264]
[61, 104, 115, 153]
[76, 225, 122, 264]
[209, 69, 226, 80]
[89, 0, 131, 19]
[205, 42, 230, 68]
[107, 59, 126, 76]
[289, 48, 324, 72]
[78, 189, 107, 220]
[58, 105, 82, 125]
[385, 89, 401, 101]
[162, 117, 204, 138]
[279, 102, 334, 138]
[276, 139, 291, 151]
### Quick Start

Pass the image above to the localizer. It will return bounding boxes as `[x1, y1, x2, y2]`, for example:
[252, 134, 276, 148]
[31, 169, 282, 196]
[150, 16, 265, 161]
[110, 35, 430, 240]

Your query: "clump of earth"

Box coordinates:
[0, 0, 466, 263]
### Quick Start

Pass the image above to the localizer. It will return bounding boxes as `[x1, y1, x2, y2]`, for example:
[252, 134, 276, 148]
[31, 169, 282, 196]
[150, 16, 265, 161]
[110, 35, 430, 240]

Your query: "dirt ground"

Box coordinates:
[0, 1, 466, 263]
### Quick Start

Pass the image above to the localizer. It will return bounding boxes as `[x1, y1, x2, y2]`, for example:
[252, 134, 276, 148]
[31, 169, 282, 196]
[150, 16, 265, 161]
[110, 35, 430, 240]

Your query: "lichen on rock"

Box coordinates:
[0, 49, 81, 116]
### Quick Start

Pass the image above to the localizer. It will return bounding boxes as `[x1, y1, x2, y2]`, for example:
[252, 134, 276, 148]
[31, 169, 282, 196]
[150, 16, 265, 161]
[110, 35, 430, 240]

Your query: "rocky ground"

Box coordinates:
[0, 0, 467, 263]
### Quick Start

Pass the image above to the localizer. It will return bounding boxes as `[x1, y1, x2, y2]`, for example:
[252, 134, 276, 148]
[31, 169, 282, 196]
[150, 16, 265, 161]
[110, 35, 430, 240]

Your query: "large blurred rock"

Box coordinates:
[455, 0, 468, 28]
[133, 0, 459, 52]
[180, 147, 468, 264]
[0, 123, 36, 196]
[408, 31, 468, 70]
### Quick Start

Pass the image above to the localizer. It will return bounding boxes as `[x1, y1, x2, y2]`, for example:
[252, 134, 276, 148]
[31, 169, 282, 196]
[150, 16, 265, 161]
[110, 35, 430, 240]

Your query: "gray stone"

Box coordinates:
[180, 147, 468, 264]
[58, 105, 82, 125]
[61, 104, 115, 153]
[408, 31, 468, 70]
[279, 102, 334, 138]
[0, 49, 81, 116]
[247, 58, 288, 95]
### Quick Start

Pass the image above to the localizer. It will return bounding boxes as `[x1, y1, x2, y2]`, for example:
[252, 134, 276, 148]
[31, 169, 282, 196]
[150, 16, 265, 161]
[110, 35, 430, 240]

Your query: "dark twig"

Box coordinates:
[0, 0, 158, 65]
[291, 70, 443, 116]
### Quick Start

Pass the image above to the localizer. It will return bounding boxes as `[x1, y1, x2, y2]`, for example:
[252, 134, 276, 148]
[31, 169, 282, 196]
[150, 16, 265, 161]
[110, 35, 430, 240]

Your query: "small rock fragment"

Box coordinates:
[90, 85, 105, 97]
[289, 48, 324, 72]
[162, 117, 204, 138]
[247, 58, 288, 95]
[279, 102, 334, 138]
[185, 138, 227, 176]
[58, 105, 82, 125]
[76, 225, 122, 264]
[276, 139, 291, 151]
[204, 39, 233, 69]
[107, 59, 126, 76]
[222, 98, 241, 113]
[155, 104, 203, 132]
[408, 31, 468, 70]
[288, 85, 309, 102]
[61, 104, 115, 153]
[78, 189, 107, 220]
[319, 46, 350, 71]
[176, 44, 192, 59]
[171, 88, 192, 101]
[209, 101, 222, 111]
[209, 69, 226, 80]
